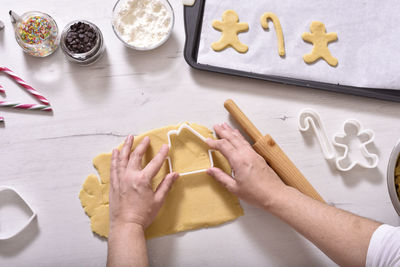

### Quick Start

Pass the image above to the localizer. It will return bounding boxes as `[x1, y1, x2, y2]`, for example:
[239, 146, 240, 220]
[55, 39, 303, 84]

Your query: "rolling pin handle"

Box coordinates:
[224, 99, 263, 142]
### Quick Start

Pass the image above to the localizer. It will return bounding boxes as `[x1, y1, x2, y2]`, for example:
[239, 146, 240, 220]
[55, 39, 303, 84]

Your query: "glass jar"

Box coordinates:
[60, 20, 105, 65]
[13, 11, 60, 57]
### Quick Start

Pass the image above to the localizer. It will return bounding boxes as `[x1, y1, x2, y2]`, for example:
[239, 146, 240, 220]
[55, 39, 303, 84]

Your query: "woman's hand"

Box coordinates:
[206, 123, 286, 210]
[109, 135, 179, 230]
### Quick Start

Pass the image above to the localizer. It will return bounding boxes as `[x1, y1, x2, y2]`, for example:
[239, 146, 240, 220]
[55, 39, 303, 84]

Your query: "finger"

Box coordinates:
[232, 128, 246, 141]
[206, 137, 235, 159]
[110, 149, 120, 190]
[221, 122, 231, 130]
[214, 123, 234, 141]
[127, 136, 150, 170]
[224, 124, 249, 144]
[207, 167, 238, 193]
[217, 123, 248, 148]
[154, 172, 179, 205]
[142, 144, 169, 179]
[233, 129, 253, 148]
[118, 135, 134, 171]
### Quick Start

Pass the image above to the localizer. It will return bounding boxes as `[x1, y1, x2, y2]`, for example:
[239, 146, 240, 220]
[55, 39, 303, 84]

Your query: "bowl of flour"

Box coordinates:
[112, 0, 174, 50]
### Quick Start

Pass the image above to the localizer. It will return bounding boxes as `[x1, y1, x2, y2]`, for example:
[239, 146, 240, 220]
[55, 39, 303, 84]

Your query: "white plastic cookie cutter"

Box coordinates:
[166, 123, 214, 176]
[0, 186, 37, 240]
[298, 108, 379, 172]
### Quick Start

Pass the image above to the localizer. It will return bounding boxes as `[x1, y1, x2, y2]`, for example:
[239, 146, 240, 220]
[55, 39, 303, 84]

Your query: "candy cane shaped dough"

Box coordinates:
[260, 12, 285, 56]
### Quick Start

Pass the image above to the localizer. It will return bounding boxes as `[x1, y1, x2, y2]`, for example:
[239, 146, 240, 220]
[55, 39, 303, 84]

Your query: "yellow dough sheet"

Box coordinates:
[79, 123, 244, 239]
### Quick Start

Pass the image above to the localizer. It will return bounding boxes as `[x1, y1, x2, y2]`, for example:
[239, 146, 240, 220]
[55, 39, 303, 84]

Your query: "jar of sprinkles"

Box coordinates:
[13, 11, 60, 57]
[60, 20, 105, 65]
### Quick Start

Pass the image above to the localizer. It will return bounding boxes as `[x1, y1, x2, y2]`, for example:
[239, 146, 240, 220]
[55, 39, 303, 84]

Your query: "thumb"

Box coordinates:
[207, 167, 238, 193]
[154, 172, 179, 205]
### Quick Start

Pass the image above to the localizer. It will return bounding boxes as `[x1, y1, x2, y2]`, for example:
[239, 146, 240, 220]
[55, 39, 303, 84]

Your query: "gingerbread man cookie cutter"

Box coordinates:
[298, 108, 379, 172]
[166, 123, 214, 176]
[333, 119, 378, 171]
[0, 186, 37, 240]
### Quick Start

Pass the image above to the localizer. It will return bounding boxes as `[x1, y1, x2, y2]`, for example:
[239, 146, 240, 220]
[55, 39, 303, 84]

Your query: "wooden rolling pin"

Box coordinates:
[224, 99, 325, 202]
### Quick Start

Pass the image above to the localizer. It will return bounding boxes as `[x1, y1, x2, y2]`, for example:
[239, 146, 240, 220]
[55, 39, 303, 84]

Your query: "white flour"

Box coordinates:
[113, 0, 172, 48]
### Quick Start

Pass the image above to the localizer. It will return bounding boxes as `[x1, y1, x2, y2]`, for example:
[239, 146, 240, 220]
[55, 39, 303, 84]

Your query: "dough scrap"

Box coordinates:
[302, 21, 338, 67]
[260, 12, 285, 57]
[79, 123, 244, 239]
[211, 10, 249, 53]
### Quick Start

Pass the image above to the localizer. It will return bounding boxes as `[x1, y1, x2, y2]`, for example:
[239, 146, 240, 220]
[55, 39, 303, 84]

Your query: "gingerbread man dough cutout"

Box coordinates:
[211, 10, 249, 53]
[302, 21, 338, 67]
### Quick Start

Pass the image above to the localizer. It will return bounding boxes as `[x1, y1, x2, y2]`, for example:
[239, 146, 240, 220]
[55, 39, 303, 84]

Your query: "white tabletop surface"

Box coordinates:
[1, 0, 400, 266]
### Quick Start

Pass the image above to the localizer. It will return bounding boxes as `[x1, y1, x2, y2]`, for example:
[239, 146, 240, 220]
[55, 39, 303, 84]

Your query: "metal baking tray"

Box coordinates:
[183, 0, 400, 102]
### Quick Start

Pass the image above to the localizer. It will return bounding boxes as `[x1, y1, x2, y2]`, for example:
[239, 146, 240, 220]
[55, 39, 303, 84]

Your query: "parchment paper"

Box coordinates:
[197, 0, 400, 89]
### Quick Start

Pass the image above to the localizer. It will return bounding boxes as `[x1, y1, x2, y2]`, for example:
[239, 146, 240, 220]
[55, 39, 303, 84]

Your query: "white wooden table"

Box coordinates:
[1, 1, 400, 266]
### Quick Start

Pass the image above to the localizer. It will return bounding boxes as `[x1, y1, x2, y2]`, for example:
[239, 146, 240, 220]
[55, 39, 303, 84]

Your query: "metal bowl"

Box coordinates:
[111, 0, 175, 51]
[387, 139, 400, 216]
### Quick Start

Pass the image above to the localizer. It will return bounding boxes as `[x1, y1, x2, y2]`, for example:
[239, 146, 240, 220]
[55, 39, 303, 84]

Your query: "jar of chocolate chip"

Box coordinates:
[60, 20, 105, 65]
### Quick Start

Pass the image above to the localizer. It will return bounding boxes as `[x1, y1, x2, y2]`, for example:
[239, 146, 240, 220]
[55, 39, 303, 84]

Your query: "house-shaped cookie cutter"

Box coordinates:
[0, 186, 37, 240]
[298, 108, 379, 172]
[166, 123, 214, 176]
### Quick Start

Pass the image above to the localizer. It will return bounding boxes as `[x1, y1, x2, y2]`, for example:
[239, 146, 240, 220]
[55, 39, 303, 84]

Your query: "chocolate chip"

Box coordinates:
[64, 22, 98, 54]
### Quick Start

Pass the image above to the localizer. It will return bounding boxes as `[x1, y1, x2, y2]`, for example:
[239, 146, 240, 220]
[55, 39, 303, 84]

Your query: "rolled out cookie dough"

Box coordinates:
[79, 123, 244, 239]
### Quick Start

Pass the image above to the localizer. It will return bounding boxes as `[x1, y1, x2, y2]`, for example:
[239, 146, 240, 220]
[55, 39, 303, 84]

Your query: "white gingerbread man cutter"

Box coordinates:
[298, 108, 379, 172]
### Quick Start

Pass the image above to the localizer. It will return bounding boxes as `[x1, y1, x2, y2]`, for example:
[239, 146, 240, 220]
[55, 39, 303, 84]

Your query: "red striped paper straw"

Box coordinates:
[0, 67, 51, 105]
[0, 85, 4, 94]
[0, 101, 52, 111]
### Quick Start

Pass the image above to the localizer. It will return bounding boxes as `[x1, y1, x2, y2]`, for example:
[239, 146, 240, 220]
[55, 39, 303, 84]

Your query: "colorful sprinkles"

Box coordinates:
[19, 16, 52, 44]
[15, 13, 60, 57]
